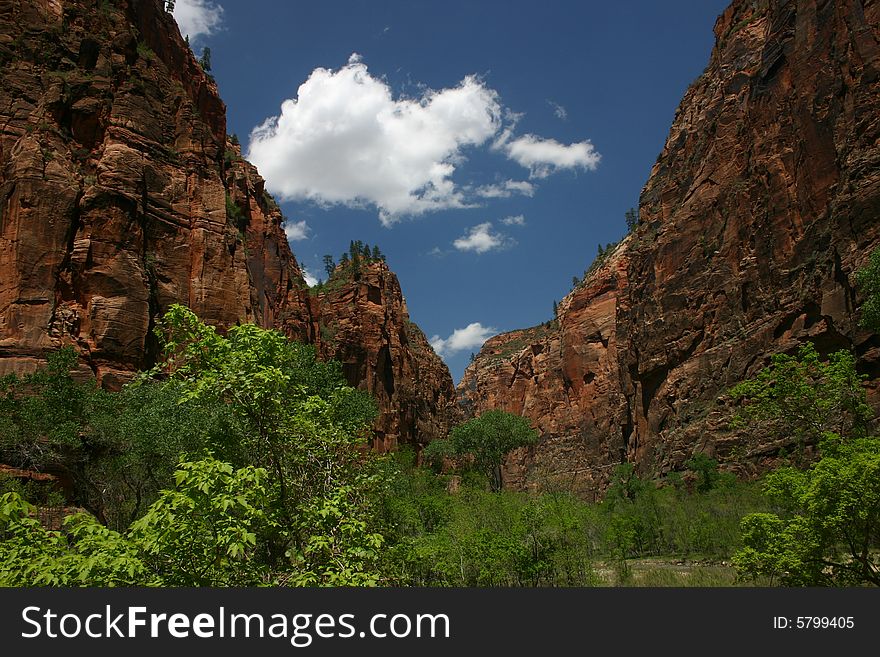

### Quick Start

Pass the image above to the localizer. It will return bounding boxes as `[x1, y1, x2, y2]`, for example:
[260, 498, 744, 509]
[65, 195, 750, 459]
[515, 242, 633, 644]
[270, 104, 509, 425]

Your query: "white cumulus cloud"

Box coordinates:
[452, 222, 513, 254]
[301, 267, 319, 287]
[283, 219, 310, 241]
[501, 214, 526, 226]
[248, 56, 602, 224]
[430, 322, 496, 357]
[248, 55, 502, 225]
[502, 134, 600, 179]
[172, 0, 224, 42]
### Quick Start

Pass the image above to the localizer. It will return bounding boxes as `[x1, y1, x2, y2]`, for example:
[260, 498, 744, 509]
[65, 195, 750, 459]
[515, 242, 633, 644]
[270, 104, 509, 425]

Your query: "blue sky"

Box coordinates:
[174, 0, 730, 383]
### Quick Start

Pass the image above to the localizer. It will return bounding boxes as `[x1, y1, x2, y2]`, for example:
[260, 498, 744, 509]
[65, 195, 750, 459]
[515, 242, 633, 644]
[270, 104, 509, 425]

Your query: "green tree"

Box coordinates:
[625, 207, 639, 232]
[856, 246, 880, 332]
[729, 342, 872, 453]
[198, 47, 211, 72]
[323, 254, 336, 277]
[150, 305, 383, 584]
[0, 348, 103, 498]
[734, 435, 880, 586]
[684, 453, 732, 493]
[426, 411, 538, 491]
[84, 379, 246, 529]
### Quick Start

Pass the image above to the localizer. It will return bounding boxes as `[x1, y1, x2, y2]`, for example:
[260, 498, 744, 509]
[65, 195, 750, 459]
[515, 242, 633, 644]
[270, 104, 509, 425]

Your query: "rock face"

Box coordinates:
[284, 262, 458, 451]
[0, 0, 455, 446]
[460, 0, 880, 497]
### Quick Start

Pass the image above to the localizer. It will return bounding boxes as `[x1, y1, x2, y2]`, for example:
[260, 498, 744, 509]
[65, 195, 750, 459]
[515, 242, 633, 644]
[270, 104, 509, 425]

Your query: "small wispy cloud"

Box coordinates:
[547, 100, 568, 120]
[452, 222, 514, 254]
[474, 180, 535, 199]
[430, 322, 496, 357]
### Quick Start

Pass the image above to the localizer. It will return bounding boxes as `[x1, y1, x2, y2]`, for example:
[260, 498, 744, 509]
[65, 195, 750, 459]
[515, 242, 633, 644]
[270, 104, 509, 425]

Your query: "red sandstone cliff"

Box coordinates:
[460, 0, 880, 496]
[0, 0, 455, 446]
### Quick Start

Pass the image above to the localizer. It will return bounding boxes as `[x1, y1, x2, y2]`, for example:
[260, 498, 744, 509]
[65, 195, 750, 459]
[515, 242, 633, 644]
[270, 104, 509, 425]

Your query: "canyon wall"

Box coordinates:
[460, 0, 880, 496]
[0, 0, 455, 447]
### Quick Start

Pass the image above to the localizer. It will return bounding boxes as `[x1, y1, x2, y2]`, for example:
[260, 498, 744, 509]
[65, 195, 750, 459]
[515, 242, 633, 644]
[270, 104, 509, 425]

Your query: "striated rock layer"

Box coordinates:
[460, 0, 880, 497]
[0, 0, 455, 447]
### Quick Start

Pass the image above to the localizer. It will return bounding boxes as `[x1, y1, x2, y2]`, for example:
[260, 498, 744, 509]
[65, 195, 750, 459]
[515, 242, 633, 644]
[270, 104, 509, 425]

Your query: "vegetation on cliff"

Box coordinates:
[1, 299, 878, 586]
[730, 338, 880, 586]
[1, 307, 385, 586]
[0, 308, 773, 587]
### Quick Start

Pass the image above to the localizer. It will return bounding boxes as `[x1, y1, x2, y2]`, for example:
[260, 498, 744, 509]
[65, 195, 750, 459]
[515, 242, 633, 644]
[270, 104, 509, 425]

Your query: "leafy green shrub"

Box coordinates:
[734, 435, 880, 586]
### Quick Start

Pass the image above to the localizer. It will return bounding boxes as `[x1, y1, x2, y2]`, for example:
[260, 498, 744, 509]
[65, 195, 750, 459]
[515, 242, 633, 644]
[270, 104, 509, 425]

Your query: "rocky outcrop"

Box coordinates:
[0, 0, 252, 385]
[458, 248, 631, 497]
[0, 0, 454, 446]
[284, 261, 458, 451]
[460, 0, 880, 496]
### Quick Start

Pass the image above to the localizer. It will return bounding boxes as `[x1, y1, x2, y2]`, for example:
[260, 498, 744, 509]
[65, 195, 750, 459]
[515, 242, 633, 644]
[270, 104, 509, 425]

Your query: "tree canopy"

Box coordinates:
[423, 410, 538, 491]
[0, 306, 386, 586]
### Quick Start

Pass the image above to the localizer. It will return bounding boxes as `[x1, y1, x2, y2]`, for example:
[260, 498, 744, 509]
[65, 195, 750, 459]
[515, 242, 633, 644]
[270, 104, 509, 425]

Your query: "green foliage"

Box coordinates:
[599, 463, 769, 561]
[383, 471, 598, 587]
[151, 305, 383, 584]
[856, 246, 880, 332]
[440, 411, 539, 491]
[130, 457, 273, 586]
[136, 41, 154, 62]
[0, 473, 65, 508]
[310, 242, 385, 294]
[198, 47, 211, 72]
[730, 336, 880, 586]
[1, 457, 276, 587]
[380, 453, 768, 586]
[83, 380, 246, 530]
[684, 453, 733, 493]
[226, 192, 245, 230]
[625, 207, 639, 232]
[287, 482, 385, 586]
[0, 307, 385, 587]
[734, 435, 880, 586]
[223, 148, 240, 167]
[729, 342, 872, 453]
[0, 347, 99, 477]
[0, 493, 147, 586]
